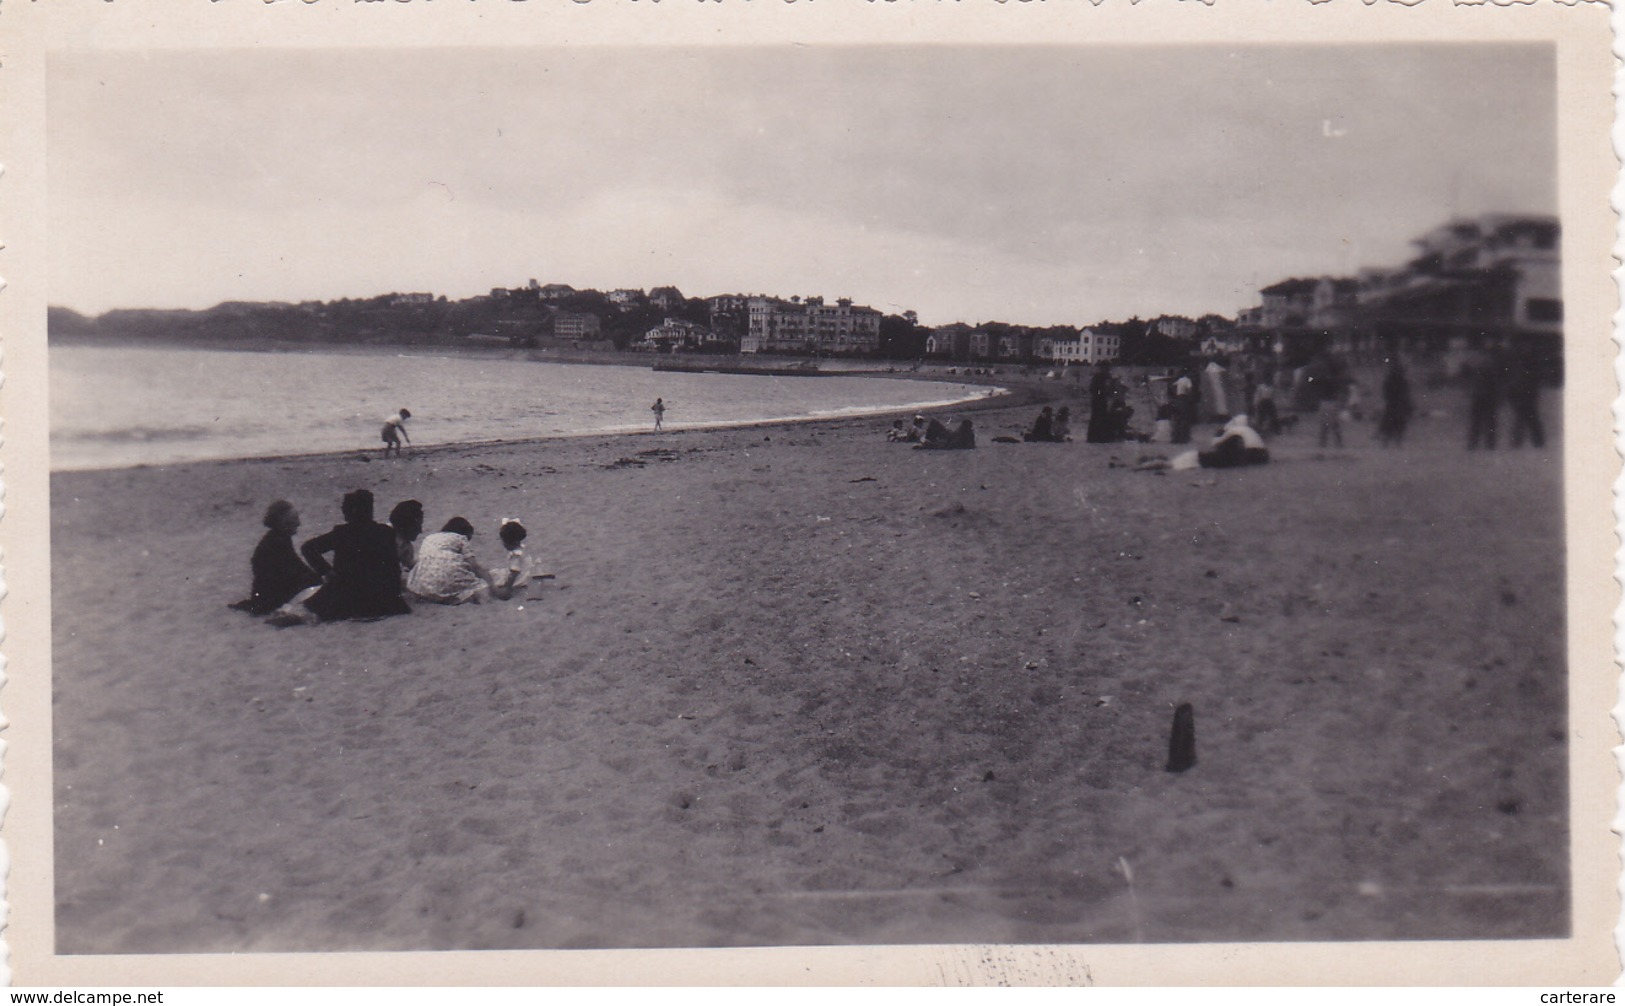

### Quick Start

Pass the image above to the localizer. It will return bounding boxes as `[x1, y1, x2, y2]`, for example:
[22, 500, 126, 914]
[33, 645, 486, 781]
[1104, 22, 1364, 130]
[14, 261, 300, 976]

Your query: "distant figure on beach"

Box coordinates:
[229, 500, 321, 616]
[286, 489, 410, 624]
[1023, 406, 1055, 443]
[950, 419, 976, 449]
[1169, 368, 1196, 444]
[917, 417, 953, 449]
[1150, 403, 1174, 444]
[381, 408, 412, 458]
[1253, 380, 1281, 436]
[407, 517, 492, 605]
[651, 398, 666, 432]
[1505, 344, 1546, 449]
[389, 499, 426, 573]
[886, 419, 914, 442]
[1344, 379, 1365, 422]
[1466, 342, 1505, 450]
[1305, 353, 1346, 449]
[486, 518, 532, 601]
[1087, 366, 1116, 443]
[1106, 375, 1135, 441]
[1198, 414, 1270, 469]
[1052, 406, 1072, 442]
[1376, 358, 1413, 448]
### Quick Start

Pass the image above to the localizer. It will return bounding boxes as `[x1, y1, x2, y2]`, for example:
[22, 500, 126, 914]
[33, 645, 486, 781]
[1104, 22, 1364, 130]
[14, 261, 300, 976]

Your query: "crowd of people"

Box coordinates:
[230, 488, 540, 627]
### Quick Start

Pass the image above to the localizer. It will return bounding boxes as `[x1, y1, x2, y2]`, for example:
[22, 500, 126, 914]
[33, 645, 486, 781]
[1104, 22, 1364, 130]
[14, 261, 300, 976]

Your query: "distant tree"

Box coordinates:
[1110, 317, 1154, 365]
[878, 314, 930, 360]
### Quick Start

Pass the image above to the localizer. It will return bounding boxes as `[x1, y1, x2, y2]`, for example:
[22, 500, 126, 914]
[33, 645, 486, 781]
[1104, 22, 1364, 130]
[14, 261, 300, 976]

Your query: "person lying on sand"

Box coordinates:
[1198, 414, 1270, 469]
[274, 488, 410, 625]
[229, 499, 321, 616]
[917, 418, 976, 450]
[407, 517, 493, 605]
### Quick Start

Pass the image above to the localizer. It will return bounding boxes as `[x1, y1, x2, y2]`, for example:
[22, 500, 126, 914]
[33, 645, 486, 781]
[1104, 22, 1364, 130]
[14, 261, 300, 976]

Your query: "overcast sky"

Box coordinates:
[48, 44, 1556, 327]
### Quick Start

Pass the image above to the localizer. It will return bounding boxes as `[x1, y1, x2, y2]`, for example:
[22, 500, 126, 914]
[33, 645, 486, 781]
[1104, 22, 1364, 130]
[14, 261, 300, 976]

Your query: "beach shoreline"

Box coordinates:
[50, 388, 1571, 954]
[50, 380, 1037, 475]
[51, 338, 1048, 473]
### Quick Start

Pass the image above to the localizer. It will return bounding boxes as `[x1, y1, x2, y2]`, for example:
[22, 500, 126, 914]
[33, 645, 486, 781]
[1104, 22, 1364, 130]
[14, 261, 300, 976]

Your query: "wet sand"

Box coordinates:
[51, 390, 1570, 953]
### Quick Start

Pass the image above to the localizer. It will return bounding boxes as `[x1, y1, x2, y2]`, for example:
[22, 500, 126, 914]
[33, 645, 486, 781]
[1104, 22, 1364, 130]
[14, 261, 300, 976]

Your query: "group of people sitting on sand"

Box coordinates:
[229, 488, 542, 627]
[887, 414, 977, 450]
[1022, 406, 1072, 442]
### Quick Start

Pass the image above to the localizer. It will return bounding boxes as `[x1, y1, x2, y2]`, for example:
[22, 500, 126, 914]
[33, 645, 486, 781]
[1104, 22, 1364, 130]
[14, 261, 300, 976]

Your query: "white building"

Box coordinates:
[744, 295, 881, 355]
[1050, 328, 1121, 365]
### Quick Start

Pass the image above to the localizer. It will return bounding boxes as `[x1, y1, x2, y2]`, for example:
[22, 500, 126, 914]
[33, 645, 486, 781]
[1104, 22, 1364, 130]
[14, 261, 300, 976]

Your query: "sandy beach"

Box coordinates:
[50, 388, 1569, 954]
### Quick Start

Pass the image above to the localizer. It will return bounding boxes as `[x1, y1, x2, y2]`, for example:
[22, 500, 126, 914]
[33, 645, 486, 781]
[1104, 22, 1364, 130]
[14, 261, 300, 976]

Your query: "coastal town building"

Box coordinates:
[608, 288, 644, 310]
[538, 283, 577, 302]
[706, 294, 751, 336]
[1359, 213, 1562, 347]
[1148, 315, 1197, 341]
[707, 294, 751, 316]
[995, 330, 1036, 362]
[391, 292, 435, 306]
[1259, 278, 1320, 330]
[743, 295, 882, 356]
[925, 323, 972, 360]
[1244, 213, 1562, 365]
[552, 311, 601, 340]
[969, 329, 992, 360]
[1049, 328, 1122, 365]
[637, 317, 710, 352]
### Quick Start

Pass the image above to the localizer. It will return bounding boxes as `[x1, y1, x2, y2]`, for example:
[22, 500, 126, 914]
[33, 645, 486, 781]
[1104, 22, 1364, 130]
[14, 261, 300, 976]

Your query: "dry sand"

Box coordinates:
[51, 387, 1568, 954]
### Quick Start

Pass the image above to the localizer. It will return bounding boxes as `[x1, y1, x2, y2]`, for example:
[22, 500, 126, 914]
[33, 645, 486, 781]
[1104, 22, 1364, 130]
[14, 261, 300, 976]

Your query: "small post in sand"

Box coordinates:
[1166, 702, 1196, 772]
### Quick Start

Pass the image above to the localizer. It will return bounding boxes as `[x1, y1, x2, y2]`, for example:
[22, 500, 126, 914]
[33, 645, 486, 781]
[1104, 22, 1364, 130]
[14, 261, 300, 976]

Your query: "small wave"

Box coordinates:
[53, 425, 217, 444]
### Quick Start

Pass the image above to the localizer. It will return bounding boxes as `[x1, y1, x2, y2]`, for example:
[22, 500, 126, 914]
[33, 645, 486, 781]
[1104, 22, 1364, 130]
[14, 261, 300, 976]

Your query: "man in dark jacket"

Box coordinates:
[299, 489, 410, 621]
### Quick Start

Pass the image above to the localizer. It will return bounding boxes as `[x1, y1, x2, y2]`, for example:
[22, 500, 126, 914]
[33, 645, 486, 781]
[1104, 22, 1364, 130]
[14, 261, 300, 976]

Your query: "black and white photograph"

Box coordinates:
[5, 1, 1618, 988]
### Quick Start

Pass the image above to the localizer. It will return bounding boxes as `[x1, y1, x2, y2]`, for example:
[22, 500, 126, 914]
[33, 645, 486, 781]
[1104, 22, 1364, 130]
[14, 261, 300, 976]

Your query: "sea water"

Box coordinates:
[50, 344, 999, 471]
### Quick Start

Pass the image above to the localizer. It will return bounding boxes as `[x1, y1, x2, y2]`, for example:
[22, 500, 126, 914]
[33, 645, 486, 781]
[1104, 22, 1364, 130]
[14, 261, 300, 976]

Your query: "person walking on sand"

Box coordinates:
[651, 398, 666, 432]
[382, 408, 412, 458]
